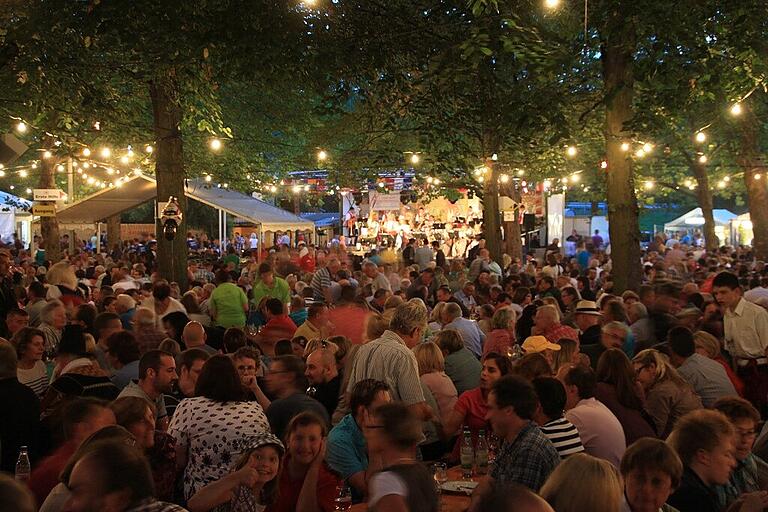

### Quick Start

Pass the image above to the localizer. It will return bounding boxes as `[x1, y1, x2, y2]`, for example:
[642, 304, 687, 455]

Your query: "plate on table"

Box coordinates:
[441, 480, 478, 494]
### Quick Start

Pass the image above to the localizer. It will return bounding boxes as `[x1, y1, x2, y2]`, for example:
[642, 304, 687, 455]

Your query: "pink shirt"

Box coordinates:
[565, 398, 626, 467]
[420, 371, 458, 417]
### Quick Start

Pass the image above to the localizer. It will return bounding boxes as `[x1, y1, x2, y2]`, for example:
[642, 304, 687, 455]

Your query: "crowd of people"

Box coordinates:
[2, 229, 768, 512]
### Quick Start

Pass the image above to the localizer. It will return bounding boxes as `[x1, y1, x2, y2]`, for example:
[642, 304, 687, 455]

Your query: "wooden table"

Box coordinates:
[350, 466, 476, 512]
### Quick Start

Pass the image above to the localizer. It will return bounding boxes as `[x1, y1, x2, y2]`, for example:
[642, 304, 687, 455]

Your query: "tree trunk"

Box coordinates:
[106, 214, 121, 252]
[500, 182, 523, 263]
[149, 78, 188, 291]
[482, 158, 502, 264]
[38, 143, 61, 263]
[601, 8, 643, 293]
[690, 162, 718, 252]
[737, 107, 768, 260]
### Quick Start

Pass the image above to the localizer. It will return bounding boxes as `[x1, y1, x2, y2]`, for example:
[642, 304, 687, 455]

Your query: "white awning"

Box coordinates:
[55, 173, 315, 232]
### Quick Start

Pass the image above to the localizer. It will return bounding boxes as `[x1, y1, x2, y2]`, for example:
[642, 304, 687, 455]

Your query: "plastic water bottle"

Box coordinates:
[15, 446, 30, 482]
[475, 429, 489, 476]
[460, 427, 474, 479]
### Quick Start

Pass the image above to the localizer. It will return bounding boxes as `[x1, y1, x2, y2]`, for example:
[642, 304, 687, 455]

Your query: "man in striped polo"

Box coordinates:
[531, 377, 585, 458]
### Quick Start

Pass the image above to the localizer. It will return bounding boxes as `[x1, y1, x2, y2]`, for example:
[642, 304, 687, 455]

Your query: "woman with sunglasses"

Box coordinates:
[632, 349, 701, 438]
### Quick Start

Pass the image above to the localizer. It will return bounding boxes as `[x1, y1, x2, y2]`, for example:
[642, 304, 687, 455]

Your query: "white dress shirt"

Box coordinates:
[724, 297, 768, 359]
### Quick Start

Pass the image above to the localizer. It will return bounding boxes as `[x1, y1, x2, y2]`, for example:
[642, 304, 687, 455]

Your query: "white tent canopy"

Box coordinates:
[663, 208, 737, 231]
[56, 173, 314, 232]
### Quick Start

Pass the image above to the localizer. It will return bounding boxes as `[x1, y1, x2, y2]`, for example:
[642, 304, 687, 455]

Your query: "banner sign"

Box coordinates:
[368, 191, 401, 211]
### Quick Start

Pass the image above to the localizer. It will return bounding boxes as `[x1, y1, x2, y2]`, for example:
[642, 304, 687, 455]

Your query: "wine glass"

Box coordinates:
[431, 462, 448, 491]
[334, 483, 352, 511]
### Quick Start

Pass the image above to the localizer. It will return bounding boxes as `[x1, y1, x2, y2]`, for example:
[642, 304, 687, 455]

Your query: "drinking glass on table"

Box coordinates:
[334, 482, 352, 511]
[431, 462, 448, 491]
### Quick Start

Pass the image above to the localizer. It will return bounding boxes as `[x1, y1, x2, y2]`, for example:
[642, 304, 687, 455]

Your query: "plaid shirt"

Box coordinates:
[126, 498, 187, 512]
[542, 323, 579, 344]
[193, 268, 215, 284]
[491, 421, 560, 490]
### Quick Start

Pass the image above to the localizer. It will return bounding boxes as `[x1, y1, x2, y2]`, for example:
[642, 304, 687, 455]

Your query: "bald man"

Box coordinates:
[181, 321, 217, 355]
[305, 348, 341, 417]
[475, 484, 554, 512]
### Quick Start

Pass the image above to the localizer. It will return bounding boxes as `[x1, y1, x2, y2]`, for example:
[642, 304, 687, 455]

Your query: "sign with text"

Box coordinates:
[32, 204, 56, 217]
[368, 191, 401, 211]
[33, 189, 65, 201]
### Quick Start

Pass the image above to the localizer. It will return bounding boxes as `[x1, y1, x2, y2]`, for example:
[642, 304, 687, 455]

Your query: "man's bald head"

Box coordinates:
[182, 321, 207, 348]
[479, 484, 554, 512]
[305, 348, 338, 385]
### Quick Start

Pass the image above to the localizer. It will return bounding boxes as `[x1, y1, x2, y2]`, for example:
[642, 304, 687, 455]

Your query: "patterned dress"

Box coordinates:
[168, 397, 270, 500]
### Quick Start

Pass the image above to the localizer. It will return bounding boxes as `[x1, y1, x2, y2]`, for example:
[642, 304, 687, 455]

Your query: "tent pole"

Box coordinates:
[223, 211, 227, 250]
[218, 209, 222, 254]
[258, 225, 263, 263]
[96, 222, 101, 254]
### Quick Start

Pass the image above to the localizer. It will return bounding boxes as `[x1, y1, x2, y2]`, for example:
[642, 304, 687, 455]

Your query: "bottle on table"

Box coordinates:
[475, 429, 489, 476]
[460, 426, 474, 479]
[334, 482, 352, 511]
[15, 446, 30, 482]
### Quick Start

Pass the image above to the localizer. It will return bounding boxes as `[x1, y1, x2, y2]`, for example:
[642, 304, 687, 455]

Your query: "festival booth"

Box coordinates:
[52, 172, 315, 252]
[731, 213, 753, 247]
[0, 189, 32, 245]
[345, 187, 483, 257]
[663, 208, 737, 246]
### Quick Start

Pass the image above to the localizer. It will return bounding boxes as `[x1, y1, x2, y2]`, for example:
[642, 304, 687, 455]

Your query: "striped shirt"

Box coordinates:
[310, 266, 333, 302]
[17, 361, 49, 400]
[540, 417, 585, 458]
[345, 330, 425, 406]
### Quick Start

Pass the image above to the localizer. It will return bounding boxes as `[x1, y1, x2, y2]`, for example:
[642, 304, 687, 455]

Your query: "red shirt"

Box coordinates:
[451, 387, 488, 460]
[260, 315, 297, 343]
[327, 305, 370, 345]
[268, 456, 340, 512]
[542, 324, 579, 344]
[29, 441, 77, 505]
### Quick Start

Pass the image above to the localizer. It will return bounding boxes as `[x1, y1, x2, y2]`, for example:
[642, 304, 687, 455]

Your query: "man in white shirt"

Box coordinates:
[713, 271, 768, 414]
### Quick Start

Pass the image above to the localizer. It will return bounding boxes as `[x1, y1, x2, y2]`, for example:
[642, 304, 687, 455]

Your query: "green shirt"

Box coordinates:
[210, 282, 248, 328]
[251, 276, 291, 308]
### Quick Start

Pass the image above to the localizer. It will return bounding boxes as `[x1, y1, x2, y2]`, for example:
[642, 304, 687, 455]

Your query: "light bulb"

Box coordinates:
[600, 161, 608, 169]
[82, 148, 91, 157]
[500, 174, 510, 183]
[642, 143, 653, 153]
[205, 175, 212, 182]
[695, 132, 706, 143]
[620, 142, 630, 152]
[42, 150, 52, 159]
[410, 154, 420, 165]
[209, 138, 222, 151]
[317, 150, 328, 161]
[644, 181, 654, 190]
[566, 146, 577, 157]
[145, 145, 154, 154]
[544, 0, 560, 8]
[635, 149, 646, 158]
[15, 122, 27, 133]
[570, 174, 580, 183]
[698, 155, 707, 164]
[730, 103, 743, 116]
[101, 147, 111, 158]
[19, 170, 28, 178]
[56, 164, 65, 172]
[120, 156, 129, 164]
[0, 171, 5, 177]
[755, 173, 762, 180]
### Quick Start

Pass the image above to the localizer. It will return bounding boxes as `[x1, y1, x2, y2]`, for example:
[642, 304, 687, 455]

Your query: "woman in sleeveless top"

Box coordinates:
[365, 402, 438, 512]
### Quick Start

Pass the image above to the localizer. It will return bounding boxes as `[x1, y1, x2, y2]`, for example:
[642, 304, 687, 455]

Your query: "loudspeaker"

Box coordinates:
[0, 134, 28, 165]
[523, 213, 536, 232]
